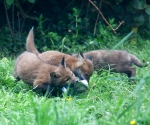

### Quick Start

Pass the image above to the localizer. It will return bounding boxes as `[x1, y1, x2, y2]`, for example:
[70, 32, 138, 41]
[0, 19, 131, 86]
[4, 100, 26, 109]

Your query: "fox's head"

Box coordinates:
[50, 57, 79, 87]
[74, 53, 94, 82]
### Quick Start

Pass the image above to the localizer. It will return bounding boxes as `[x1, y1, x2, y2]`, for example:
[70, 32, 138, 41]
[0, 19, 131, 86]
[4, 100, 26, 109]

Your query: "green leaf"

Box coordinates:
[6, 0, 14, 5]
[28, 0, 35, 3]
[131, 0, 145, 10]
[109, 18, 115, 25]
[145, 5, 150, 15]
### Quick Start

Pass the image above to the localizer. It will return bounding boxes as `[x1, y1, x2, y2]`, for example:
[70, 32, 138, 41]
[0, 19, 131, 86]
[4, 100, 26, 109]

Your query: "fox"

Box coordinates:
[82, 50, 148, 80]
[13, 51, 78, 93]
[26, 27, 94, 82]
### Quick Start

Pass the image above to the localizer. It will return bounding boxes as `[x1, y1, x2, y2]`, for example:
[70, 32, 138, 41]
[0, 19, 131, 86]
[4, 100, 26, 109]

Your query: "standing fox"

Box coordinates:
[26, 28, 94, 82]
[83, 50, 148, 80]
[14, 51, 78, 92]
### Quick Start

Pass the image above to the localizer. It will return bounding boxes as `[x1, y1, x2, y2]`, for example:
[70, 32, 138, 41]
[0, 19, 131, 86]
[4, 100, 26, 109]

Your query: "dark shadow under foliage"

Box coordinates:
[0, 0, 150, 56]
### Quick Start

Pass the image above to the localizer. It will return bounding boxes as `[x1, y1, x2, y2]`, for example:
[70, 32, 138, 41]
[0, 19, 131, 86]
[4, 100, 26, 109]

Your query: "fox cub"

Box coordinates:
[14, 51, 78, 92]
[83, 50, 148, 80]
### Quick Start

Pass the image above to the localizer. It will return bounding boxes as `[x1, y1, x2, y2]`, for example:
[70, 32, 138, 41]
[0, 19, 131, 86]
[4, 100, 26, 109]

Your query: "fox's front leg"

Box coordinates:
[33, 78, 52, 92]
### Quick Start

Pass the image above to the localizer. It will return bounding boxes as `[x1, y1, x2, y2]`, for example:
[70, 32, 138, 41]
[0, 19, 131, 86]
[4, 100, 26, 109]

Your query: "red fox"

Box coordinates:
[83, 50, 148, 80]
[13, 51, 78, 93]
[26, 28, 94, 82]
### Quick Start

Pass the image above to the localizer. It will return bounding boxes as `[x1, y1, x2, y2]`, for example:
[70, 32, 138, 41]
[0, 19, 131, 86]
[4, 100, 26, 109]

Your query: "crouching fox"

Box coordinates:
[13, 51, 78, 93]
[82, 50, 148, 80]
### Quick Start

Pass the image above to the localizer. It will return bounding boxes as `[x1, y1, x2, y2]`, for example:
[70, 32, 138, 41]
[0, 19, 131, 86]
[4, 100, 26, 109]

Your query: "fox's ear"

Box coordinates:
[31, 26, 34, 30]
[60, 57, 66, 68]
[86, 55, 92, 61]
[79, 52, 84, 58]
[77, 53, 84, 67]
[50, 72, 61, 78]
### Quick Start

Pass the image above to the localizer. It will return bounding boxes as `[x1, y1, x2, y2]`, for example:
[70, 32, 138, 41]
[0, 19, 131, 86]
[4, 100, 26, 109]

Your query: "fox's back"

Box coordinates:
[84, 50, 131, 69]
[14, 52, 40, 83]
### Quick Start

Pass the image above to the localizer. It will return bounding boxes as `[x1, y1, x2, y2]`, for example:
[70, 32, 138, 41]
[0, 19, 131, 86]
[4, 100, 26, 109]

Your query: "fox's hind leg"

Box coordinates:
[15, 76, 20, 82]
[118, 66, 136, 81]
[127, 67, 136, 81]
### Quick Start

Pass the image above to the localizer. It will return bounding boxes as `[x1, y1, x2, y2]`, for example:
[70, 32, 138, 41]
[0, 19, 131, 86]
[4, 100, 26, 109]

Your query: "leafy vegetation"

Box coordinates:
[0, 1, 150, 124]
[0, 40, 150, 125]
[0, 0, 150, 55]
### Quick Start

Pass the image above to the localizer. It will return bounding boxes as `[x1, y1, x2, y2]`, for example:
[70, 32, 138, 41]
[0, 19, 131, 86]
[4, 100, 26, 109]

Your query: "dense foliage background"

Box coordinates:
[1, 1, 150, 124]
[0, 0, 150, 56]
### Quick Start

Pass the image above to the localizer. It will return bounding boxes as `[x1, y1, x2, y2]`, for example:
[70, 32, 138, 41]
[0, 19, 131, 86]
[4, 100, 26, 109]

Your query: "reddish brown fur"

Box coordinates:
[26, 28, 94, 82]
[14, 51, 78, 91]
[83, 50, 148, 80]
[38, 51, 94, 81]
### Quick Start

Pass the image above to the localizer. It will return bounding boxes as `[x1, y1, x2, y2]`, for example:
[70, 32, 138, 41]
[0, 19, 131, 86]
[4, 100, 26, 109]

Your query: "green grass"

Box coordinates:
[0, 42, 150, 125]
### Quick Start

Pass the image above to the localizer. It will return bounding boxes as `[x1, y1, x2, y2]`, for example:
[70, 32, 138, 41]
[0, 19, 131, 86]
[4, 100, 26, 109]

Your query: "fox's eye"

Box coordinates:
[65, 77, 70, 82]
[71, 71, 75, 76]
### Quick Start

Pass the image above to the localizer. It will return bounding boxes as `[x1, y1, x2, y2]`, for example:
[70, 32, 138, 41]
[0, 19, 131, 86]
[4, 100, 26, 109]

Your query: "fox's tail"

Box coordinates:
[26, 27, 40, 55]
[130, 54, 148, 67]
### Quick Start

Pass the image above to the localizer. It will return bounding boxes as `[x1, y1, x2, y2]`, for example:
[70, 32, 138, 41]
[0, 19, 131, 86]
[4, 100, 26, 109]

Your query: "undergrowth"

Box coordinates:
[0, 41, 150, 125]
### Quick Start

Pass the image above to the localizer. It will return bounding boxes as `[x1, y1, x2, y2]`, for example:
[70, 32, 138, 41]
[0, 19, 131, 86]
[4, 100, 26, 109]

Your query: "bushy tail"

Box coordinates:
[26, 27, 40, 55]
[130, 54, 148, 67]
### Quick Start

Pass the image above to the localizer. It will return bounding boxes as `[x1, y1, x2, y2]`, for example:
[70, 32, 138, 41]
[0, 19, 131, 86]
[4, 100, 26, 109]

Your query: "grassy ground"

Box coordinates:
[0, 41, 150, 125]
